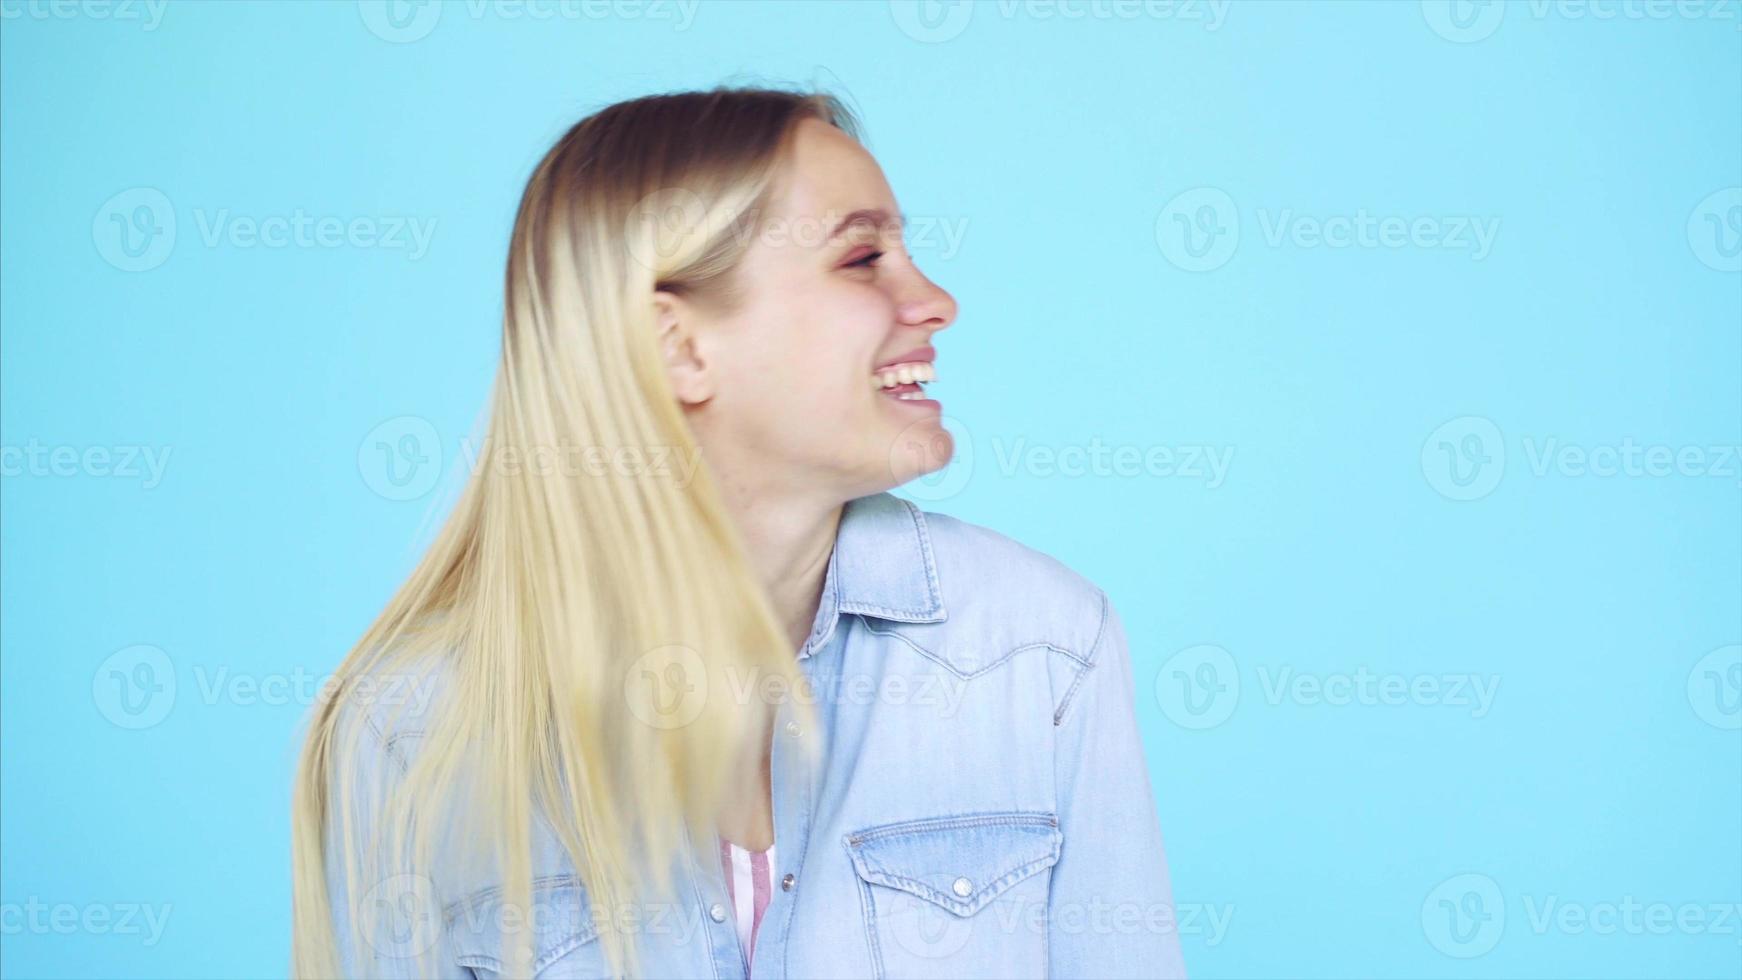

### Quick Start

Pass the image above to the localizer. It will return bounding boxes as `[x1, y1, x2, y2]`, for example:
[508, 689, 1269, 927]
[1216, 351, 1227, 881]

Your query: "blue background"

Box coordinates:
[3, 1, 1739, 977]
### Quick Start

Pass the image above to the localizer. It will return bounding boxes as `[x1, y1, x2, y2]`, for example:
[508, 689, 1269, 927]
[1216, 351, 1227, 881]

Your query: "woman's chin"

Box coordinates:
[883, 418, 954, 487]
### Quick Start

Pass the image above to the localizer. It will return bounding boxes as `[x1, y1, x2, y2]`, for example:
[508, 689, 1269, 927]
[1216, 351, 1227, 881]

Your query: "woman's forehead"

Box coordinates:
[768, 120, 897, 229]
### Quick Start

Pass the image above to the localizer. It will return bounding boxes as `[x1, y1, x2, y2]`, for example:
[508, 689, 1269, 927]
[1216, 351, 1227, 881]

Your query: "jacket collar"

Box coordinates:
[800, 492, 947, 659]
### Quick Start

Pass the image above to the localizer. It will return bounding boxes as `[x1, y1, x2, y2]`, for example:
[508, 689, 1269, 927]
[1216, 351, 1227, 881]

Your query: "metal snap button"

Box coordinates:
[952, 876, 972, 897]
[784, 720, 801, 737]
[780, 873, 796, 891]
[709, 903, 727, 922]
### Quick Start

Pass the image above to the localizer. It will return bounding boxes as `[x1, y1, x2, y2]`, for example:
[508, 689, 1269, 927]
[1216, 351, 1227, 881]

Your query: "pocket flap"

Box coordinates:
[845, 812, 1061, 917]
[446, 875, 599, 972]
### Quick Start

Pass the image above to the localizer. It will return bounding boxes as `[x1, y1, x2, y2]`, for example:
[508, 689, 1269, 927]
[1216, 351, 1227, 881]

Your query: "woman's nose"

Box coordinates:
[898, 272, 958, 335]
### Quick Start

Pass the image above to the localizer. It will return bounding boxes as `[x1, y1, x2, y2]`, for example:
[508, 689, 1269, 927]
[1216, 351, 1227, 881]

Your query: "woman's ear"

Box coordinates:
[654, 290, 714, 406]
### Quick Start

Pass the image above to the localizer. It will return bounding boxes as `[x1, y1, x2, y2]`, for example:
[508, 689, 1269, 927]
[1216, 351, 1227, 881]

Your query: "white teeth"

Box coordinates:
[872, 361, 936, 389]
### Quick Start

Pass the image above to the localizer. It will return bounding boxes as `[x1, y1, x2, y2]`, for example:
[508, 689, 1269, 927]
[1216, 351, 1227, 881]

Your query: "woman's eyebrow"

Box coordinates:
[828, 208, 905, 239]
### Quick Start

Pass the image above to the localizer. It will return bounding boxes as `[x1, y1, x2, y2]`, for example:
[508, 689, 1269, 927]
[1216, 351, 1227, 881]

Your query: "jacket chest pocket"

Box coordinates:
[845, 812, 1062, 980]
[446, 876, 609, 979]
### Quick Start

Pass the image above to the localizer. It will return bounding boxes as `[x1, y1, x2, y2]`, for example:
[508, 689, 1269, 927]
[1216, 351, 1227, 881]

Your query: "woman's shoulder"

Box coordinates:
[888, 497, 1115, 663]
[325, 639, 458, 776]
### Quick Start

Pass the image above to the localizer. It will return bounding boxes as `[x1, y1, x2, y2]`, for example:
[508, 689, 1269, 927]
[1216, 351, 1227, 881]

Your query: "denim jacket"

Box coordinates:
[327, 492, 1186, 979]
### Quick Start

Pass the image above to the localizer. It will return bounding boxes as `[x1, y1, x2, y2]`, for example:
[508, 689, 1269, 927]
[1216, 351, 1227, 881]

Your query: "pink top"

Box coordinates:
[717, 836, 776, 972]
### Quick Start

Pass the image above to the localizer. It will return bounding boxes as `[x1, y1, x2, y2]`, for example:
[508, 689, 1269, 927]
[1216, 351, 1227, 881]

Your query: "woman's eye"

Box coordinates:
[845, 250, 884, 269]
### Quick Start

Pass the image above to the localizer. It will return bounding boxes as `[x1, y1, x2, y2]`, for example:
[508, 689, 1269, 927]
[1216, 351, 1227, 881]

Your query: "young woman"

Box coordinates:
[292, 86, 1185, 980]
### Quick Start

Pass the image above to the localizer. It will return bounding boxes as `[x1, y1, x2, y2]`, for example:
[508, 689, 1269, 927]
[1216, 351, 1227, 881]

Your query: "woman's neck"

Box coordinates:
[715, 482, 842, 654]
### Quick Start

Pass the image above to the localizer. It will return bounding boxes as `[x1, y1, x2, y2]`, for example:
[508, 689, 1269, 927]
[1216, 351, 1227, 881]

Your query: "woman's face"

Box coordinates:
[660, 117, 959, 502]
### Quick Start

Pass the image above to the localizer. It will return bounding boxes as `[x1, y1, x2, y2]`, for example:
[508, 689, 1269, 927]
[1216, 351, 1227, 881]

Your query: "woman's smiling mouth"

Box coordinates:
[872, 359, 936, 401]
[872, 345, 938, 403]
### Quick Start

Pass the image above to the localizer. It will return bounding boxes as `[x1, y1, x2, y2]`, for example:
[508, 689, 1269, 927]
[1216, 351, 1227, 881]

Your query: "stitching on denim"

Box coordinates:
[1053, 664, 1089, 727]
[861, 622, 1081, 681]
[803, 542, 845, 657]
[446, 874, 600, 972]
[845, 838, 887, 979]
[857, 622, 961, 678]
[679, 823, 726, 980]
[1041, 867, 1052, 967]
[781, 722, 814, 980]
[846, 810, 1058, 844]
[452, 934, 592, 974]
[896, 496, 946, 613]
[1038, 641, 1092, 671]
[360, 710, 415, 777]
[453, 936, 591, 974]
[534, 935, 590, 974]
[379, 729, 425, 771]
[844, 815, 1064, 919]
[442, 873, 586, 922]
[837, 598, 941, 619]
[828, 497, 946, 624]
[856, 853, 1059, 916]
[1053, 591, 1109, 726]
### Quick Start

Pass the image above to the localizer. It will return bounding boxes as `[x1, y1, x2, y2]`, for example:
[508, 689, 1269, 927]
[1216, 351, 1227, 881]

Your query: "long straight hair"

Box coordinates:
[291, 87, 856, 979]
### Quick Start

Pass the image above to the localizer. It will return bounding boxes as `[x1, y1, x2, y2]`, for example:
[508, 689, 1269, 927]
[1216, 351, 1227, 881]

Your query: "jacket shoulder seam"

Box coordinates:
[862, 621, 1088, 679]
[359, 704, 416, 776]
[1053, 589, 1110, 726]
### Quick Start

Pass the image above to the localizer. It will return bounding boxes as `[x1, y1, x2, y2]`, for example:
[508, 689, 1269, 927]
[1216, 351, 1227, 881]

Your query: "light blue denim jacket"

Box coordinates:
[328, 492, 1186, 979]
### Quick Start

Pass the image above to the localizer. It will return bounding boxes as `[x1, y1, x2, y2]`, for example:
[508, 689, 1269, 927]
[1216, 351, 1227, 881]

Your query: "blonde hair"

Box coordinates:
[291, 87, 858, 979]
